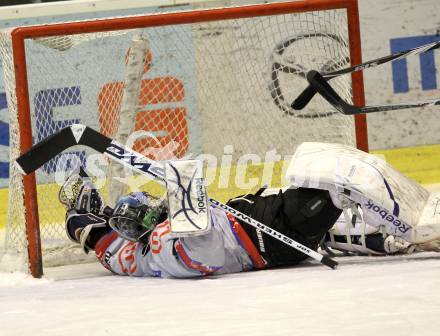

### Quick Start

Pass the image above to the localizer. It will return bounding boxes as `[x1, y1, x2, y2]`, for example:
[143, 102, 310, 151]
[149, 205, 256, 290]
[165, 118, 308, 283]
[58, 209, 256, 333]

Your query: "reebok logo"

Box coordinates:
[364, 201, 410, 233]
[195, 178, 207, 214]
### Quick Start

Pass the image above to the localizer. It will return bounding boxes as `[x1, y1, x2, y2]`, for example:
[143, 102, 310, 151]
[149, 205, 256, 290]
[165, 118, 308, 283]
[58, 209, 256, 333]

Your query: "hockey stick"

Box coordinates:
[306, 70, 440, 115]
[291, 40, 440, 110]
[16, 124, 337, 269]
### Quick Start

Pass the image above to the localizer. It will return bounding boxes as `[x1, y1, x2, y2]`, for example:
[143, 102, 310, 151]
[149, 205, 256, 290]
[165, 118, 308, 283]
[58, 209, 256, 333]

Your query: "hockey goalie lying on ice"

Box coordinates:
[61, 142, 440, 278]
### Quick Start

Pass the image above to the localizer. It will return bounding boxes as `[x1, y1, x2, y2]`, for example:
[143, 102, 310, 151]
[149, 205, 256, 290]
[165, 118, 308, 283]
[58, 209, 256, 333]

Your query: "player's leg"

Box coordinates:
[227, 187, 341, 267]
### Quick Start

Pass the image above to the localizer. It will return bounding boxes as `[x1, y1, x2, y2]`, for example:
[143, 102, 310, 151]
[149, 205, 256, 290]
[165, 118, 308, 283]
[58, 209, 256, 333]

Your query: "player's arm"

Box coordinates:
[65, 208, 144, 276]
[65, 208, 112, 254]
[60, 171, 112, 250]
[61, 175, 147, 275]
[60, 170, 124, 273]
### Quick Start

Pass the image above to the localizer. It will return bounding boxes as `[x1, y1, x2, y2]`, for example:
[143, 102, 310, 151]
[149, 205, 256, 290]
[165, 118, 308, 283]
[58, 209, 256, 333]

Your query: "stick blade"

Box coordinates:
[307, 70, 358, 115]
[321, 255, 338, 269]
[15, 124, 113, 175]
[291, 85, 317, 110]
[16, 126, 77, 175]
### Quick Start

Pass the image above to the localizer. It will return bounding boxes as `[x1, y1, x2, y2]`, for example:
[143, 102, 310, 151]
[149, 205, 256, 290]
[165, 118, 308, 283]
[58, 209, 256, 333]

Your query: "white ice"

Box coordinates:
[1, 253, 440, 336]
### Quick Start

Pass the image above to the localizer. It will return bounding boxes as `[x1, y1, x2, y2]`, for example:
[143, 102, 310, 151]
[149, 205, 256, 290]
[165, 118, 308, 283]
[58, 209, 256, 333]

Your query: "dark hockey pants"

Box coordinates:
[227, 188, 342, 267]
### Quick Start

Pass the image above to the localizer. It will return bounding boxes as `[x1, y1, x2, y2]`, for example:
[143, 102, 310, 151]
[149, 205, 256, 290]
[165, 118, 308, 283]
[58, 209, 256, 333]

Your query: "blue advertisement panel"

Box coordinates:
[391, 35, 440, 93]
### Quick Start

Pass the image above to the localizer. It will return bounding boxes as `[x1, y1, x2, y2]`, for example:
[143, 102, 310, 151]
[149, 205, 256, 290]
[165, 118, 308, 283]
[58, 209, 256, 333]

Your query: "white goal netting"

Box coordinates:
[0, 4, 360, 273]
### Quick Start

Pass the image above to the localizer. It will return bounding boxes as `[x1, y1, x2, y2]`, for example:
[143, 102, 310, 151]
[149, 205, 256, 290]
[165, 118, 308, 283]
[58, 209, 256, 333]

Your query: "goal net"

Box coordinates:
[0, 0, 366, 277]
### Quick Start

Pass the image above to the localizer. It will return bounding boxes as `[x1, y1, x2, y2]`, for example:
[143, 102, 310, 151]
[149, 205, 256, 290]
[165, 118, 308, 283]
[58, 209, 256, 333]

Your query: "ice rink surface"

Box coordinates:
[1, 253, 440, 336]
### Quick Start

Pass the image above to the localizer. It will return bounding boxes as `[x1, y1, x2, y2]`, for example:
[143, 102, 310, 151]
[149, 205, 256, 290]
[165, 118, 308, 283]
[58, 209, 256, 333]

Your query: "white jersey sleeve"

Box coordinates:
[94, 207, 264, 278]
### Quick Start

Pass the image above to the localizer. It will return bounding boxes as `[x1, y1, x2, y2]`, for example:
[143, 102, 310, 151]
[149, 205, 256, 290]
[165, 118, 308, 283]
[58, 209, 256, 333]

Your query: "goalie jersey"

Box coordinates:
[94, 207, 266, 278]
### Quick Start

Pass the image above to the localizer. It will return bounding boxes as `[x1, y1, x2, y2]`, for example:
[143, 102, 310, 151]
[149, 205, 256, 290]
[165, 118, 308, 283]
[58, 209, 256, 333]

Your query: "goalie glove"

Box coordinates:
[61, 168, 113, 253]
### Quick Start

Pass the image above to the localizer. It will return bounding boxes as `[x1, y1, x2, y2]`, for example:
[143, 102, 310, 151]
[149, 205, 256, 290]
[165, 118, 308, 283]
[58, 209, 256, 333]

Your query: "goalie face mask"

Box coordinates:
[109, 192, 168, 243]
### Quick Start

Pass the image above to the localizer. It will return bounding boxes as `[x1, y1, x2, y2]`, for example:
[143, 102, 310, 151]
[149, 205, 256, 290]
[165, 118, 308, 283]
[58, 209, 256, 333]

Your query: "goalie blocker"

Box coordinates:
[164, 160, 211, 237]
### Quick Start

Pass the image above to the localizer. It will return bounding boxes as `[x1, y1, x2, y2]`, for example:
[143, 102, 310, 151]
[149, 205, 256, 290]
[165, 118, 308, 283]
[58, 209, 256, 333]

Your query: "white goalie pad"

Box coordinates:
[286, 142, 440, 244]
[164, 159, 211, 237]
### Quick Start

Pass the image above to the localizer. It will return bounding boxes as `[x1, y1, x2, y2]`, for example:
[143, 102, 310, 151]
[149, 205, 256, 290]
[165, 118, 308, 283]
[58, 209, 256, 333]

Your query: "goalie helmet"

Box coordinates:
[109, 192, 168, 243]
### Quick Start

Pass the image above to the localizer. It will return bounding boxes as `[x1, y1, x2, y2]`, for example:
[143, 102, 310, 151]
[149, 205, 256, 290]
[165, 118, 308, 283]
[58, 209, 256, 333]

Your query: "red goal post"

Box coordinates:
[2, 0, 367, 277]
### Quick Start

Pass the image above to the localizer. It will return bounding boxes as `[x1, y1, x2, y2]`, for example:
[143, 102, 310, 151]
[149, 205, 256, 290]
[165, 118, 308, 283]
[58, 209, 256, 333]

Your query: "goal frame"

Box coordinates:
[7, 0, 367, 278]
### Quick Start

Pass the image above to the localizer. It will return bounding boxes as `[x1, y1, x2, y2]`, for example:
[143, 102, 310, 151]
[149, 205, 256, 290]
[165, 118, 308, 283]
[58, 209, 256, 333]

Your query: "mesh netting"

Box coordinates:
[0, 6, 357, 271]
